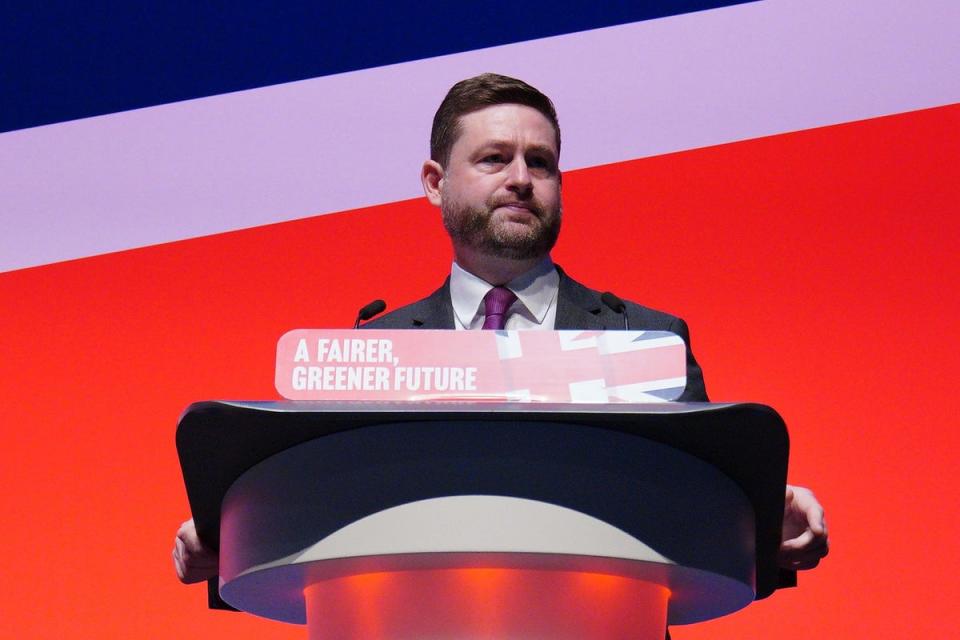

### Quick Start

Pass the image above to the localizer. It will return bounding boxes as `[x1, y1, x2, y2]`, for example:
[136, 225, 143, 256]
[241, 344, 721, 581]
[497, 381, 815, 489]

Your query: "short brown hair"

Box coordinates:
[431, 73, 561, 167]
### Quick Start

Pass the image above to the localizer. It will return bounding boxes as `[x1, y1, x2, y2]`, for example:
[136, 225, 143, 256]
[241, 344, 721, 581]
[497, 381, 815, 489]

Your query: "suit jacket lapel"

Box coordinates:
[554, 267, 608, 330]
[410, 278, 456, 329]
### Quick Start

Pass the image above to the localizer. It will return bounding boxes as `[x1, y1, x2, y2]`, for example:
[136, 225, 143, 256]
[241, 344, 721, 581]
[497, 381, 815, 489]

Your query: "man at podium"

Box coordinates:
[174, 72, 827, 594]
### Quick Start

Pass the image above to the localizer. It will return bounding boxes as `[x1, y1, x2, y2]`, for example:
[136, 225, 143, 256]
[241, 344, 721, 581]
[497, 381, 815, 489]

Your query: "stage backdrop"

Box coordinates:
[2, 2, 958, 637]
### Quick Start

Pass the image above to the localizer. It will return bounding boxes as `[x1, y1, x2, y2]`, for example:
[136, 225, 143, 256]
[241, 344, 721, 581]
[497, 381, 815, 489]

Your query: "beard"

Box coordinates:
[441, 193, 562, 260]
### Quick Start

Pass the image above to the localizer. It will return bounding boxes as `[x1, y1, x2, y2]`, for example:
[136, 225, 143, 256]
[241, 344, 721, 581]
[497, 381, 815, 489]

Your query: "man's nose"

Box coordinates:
[505, 158, 532, 194]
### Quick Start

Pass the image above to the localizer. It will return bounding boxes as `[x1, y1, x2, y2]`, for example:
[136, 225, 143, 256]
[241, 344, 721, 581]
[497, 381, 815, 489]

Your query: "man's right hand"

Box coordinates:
[173, 518, 219, 583]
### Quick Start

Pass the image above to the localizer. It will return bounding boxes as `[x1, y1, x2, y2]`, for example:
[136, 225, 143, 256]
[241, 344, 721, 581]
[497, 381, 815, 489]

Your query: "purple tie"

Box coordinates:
[481, 286, 517, 330]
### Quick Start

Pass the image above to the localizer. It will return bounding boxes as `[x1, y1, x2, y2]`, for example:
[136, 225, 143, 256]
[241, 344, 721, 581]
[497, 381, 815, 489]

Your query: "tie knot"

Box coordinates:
[481, 286, 517, 330]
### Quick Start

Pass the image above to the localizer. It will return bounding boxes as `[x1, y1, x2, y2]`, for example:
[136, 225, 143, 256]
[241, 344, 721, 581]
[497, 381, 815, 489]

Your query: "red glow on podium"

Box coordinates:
[304, 567, 670, 639]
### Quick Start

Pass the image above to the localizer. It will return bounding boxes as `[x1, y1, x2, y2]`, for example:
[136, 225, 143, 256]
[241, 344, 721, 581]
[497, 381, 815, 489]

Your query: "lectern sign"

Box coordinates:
[275, 329, 686, 402]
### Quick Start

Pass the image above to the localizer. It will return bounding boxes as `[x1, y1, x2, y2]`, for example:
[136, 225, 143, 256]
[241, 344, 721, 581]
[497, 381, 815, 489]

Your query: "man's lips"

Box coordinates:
[491, 201, 540, 217]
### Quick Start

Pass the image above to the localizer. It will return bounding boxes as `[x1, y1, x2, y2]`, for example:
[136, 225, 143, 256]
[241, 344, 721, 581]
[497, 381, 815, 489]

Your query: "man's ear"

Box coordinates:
[421, 160, 444, 207]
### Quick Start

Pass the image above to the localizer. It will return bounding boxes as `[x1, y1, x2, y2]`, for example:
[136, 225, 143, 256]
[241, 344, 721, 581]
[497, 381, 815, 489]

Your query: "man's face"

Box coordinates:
[438, 104, 562, 260]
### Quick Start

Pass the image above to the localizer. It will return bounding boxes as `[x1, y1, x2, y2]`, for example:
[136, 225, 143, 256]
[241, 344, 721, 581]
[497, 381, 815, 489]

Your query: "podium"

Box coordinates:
[177, 400, 789, 639]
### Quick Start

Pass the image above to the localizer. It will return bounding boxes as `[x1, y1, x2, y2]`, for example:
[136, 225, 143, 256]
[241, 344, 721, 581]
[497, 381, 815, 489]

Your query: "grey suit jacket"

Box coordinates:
[364, 267, 708, 402]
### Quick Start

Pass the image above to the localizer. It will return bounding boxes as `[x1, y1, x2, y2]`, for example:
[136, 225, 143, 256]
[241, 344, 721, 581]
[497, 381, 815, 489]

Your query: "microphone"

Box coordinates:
[600, 292, 630, 331]
[354, 299, 387, 328]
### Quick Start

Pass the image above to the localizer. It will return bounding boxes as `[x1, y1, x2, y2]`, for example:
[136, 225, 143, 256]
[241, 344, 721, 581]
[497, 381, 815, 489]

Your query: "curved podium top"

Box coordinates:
[177, 401, 790, 601]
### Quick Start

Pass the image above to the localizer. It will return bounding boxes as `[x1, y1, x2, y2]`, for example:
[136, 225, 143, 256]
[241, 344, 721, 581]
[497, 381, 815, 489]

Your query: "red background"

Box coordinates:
[1, 103, 957, 637]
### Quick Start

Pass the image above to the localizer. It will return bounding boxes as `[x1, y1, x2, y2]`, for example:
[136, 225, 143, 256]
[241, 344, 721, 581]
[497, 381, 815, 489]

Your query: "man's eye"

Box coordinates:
[482, 154, 505, 164]
[527, 156, 554, 172]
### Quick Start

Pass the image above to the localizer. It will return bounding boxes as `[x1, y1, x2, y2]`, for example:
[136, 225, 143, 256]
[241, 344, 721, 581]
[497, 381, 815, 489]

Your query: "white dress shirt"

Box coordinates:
[449, 258, 560, 330]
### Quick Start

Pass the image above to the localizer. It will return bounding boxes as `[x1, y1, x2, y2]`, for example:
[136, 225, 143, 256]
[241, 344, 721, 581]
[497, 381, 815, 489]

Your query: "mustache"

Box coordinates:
[486, 196, 546, 218]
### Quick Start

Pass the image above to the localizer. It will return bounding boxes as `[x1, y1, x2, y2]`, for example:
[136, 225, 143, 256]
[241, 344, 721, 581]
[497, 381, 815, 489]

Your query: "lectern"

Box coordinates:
[177, 400, 788, 639]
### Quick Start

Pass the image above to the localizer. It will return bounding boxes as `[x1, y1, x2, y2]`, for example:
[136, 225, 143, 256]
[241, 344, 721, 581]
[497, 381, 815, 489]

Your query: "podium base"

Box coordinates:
[304, 567, 668, 640]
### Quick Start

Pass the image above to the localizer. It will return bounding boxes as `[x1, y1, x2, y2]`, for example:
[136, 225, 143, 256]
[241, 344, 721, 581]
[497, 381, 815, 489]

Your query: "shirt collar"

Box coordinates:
[450, 257, 559, 329]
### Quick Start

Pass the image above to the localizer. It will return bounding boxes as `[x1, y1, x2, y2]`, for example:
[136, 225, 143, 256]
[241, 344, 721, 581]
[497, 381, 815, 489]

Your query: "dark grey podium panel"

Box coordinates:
[177, 400, 789, 609]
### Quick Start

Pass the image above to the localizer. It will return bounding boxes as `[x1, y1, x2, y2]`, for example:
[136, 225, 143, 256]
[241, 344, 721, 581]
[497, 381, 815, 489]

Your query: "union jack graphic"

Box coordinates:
[493, 330, 687, 403]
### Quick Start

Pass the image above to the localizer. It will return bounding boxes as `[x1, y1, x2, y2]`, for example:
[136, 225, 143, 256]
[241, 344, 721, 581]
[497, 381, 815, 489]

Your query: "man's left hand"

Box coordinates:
[779, 484, 829, 570]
